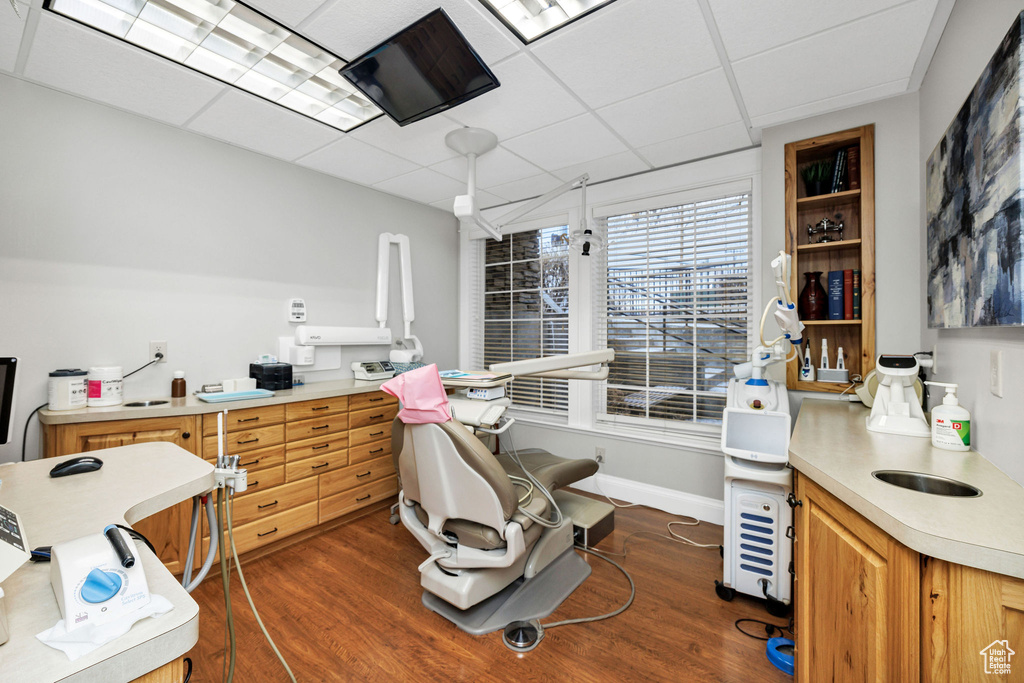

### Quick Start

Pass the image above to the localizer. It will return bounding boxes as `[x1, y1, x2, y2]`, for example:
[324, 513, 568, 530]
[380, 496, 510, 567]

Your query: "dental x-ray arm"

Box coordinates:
[376, 232, 423, 363]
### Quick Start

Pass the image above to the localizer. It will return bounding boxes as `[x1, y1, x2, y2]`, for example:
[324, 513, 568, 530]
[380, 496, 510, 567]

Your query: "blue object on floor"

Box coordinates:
[767, 636, 794, 675]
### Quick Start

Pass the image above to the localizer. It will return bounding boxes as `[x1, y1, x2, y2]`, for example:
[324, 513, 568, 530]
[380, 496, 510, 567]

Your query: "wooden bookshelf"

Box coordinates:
[784, 125, 875, 392]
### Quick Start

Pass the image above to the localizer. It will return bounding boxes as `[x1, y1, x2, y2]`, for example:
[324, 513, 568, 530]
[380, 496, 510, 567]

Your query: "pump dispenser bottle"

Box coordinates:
[924, 381, 970, 451]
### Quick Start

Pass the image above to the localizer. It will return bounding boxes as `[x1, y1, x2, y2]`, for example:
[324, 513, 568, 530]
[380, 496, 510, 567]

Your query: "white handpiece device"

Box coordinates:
[820, 339, 830, 369]
[352, 361, 396, 381]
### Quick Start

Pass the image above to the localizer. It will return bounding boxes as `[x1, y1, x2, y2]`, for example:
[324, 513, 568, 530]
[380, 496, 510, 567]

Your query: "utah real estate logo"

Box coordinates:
[980, 640, 1014, 675]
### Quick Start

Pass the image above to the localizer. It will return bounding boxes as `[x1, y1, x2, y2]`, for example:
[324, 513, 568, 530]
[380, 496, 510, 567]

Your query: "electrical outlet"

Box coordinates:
[595, 446, 606, 463]
[991, 349, 1003, 397]
[150, 340, 167, 363]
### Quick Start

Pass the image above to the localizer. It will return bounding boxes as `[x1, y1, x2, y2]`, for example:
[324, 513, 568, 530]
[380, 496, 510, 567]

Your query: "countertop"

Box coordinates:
[39, 378, 389, 425]
[0, 443, 216, 682]
[789, 399, 1024, 579]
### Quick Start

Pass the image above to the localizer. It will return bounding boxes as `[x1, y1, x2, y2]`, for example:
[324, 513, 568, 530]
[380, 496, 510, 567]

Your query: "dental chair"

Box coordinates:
[392, 416, 598, 635]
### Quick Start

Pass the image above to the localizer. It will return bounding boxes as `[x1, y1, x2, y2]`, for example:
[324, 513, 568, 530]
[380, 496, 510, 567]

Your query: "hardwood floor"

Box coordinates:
[186, 496, 791, 682]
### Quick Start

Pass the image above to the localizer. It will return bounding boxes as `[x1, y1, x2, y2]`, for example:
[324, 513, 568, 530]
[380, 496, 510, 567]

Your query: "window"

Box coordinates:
[595, 193, 752, 428]
[481, 225, 570, 412]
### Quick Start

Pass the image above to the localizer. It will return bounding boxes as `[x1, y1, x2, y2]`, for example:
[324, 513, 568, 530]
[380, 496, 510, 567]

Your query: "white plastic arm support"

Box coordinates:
[489, 349, 614, 378]
[474, 417, 516, 435]
[375, 233, 416, 339]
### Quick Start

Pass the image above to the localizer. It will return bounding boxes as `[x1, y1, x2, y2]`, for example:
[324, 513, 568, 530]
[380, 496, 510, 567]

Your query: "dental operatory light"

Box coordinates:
[478, 0, 617, 43]
[44, 0, 382, 132]
[568, 176, 604, 256]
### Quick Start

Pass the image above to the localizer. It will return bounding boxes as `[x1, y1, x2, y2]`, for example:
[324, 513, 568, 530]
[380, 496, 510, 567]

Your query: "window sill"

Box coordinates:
[508, 414, 724, 455]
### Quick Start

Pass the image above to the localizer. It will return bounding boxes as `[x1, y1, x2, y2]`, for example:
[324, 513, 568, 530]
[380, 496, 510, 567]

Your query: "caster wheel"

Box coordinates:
[766, 597, 791, 618]
[715, 580, 736, 602]
[389, 514, 401, 525]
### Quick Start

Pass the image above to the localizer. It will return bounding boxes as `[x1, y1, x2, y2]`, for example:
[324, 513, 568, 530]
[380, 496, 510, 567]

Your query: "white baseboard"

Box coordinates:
[571, 473, 724, 526]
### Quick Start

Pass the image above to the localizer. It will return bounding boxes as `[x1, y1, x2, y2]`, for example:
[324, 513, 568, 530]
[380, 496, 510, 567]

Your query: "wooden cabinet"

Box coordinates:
[785, 125, 875, 392]
[43, 416, 198, 575]
[793, 472, 919, 681]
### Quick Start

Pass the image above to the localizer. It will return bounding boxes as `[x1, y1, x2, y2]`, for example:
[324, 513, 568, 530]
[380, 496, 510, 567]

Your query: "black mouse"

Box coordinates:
[49, 455, 104, 478]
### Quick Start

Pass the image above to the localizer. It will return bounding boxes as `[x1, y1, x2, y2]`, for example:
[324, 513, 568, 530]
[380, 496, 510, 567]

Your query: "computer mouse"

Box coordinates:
[49, 455, 104, 478]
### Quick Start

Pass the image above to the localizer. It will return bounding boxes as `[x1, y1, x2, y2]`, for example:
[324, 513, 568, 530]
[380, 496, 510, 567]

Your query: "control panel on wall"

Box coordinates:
[351, 361, 395, 381]
[288, 298, 306, 322]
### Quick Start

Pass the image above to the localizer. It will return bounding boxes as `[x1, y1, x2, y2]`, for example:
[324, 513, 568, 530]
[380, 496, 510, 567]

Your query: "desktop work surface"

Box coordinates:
[0, 443, 216, 682]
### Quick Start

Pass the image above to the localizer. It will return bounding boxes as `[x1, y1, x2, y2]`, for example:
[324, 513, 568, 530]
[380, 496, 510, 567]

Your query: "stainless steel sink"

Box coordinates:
[124, 400, 169, 407]
[872, 470, 982, 497]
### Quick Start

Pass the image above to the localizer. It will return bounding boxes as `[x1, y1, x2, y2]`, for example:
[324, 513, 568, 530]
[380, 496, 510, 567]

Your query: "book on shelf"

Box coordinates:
[830, 148, 847, 194]
[852, 269, 861, 319]
[827, 270, 844, 320]
[843, 269, 854, 319]
[847, 145, 860, 190]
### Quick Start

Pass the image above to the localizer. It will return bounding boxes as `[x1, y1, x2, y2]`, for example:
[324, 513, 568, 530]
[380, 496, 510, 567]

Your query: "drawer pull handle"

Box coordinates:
[312, 425, 329, 431]
[238, 438, 260, 445]
[356, 494, 371, 502]
[369, 431, 384, 437]
[312, 462, 329, 469]
[356, 471, 371, 478]
[237, 417, 259, 423]
[312, 444, 329, 450]
[370, 414, 384, 419]
[249, 480, 259, 487]
[370, 448, 384, 454]
[257, 500, 278, 509]
[312, 406, 330, 411]
[257, 527, 278, 537]
[240, 459, 259, 467]
[369, 397, 384, 402]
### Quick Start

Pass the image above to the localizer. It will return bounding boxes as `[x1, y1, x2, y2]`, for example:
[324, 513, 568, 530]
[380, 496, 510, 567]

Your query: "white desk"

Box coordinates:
[0, 443, 215, 682]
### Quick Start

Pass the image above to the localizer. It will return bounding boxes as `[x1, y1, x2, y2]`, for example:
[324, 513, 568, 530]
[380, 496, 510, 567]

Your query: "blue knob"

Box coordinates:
[80, 567, 122, 604]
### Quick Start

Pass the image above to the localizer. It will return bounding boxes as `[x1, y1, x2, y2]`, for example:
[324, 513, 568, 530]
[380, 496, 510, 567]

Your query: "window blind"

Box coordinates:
[595, 192, 751, 426]
[480, 226, 570, 413]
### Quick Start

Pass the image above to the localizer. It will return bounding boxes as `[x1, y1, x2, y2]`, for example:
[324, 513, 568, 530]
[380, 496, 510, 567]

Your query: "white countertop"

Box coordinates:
[0, 443, 216, 682]
[789, 399, 1024, 579]
[39, 378, 388, 425]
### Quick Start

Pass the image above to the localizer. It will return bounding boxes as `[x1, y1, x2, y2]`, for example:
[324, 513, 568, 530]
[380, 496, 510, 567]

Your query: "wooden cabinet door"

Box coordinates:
[794, 472, 919, 682]
[54, 416, 198, 575]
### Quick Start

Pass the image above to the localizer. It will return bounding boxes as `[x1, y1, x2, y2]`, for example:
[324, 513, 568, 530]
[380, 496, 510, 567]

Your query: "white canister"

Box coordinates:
[48, 369, 89, 411]
[87, 366, 123, 407]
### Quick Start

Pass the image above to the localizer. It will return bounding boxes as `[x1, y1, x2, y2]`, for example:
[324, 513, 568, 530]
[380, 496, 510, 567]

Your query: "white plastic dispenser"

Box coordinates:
[924, 382, 971, 451]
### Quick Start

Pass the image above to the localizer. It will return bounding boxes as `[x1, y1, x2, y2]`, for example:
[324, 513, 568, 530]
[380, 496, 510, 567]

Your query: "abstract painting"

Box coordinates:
[926, 11, 1024, 328]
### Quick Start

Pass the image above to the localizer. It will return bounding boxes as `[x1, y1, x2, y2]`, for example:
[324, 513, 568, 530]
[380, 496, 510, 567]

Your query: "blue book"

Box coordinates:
[828, 271, 844, 320]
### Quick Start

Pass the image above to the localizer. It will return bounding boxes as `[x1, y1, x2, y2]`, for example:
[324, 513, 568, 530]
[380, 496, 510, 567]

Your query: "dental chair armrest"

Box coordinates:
[474, 417, 515, 435]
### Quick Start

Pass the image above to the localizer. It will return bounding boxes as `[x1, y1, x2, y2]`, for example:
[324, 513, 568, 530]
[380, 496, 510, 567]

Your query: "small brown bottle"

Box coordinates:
[171, 370, 186, 398]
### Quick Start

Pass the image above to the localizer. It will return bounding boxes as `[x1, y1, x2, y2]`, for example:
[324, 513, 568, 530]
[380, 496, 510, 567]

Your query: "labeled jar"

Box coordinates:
[48, 369, 89, 411]
[87, 366, 123, 407]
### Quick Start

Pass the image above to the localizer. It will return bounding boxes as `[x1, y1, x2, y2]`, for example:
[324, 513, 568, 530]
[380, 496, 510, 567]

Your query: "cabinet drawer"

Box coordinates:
[349, 423, 391, 447]
[320, 475, 398, 522]
[285, 397, 349, 421]
[203, 424, 284, 456]
[223, 478, 318, 528]
[206, 501, 318, 558]
[285, 451, 348, 482]
[239, 466, 285, 497]
[202, 405, 285, 436]
[349, 405, 399, 430]
[205, 443, 284, 473]
[286, 434, 348, 462]
[285, 413, 349, 442]
[349, 439, 392, 466]
[319, 455, 395, 498]
[349, 391, 397, 412]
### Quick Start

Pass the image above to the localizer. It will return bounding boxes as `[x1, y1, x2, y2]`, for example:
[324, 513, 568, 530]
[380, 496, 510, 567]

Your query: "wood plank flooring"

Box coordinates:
[186, 495, 791, 682]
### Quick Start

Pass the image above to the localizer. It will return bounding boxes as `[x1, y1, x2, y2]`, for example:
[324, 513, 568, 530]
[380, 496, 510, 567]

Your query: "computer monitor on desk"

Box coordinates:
[0, 357, 18, 445]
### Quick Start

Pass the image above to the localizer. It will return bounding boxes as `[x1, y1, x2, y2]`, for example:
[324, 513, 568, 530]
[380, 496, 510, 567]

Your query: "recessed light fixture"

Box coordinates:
[477, 0, 617, 43]
[44, 0, 383, 132]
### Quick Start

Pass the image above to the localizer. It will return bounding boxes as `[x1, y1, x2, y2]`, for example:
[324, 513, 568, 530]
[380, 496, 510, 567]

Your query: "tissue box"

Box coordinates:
[249, 363, 292, 390]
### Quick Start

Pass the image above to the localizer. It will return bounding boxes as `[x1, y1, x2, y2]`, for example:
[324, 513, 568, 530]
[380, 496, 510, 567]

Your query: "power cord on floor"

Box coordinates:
[734, 618, 791, 641]
[590, 478, 720, 550]
[542, 547, 635, 630]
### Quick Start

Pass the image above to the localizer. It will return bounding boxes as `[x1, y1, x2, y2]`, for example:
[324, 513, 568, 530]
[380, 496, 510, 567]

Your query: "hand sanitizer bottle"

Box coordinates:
[924, 381, 970, 451]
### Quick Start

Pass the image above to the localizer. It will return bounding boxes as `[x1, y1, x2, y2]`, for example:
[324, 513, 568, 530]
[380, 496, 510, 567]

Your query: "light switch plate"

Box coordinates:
[990, 349, 1003, 397]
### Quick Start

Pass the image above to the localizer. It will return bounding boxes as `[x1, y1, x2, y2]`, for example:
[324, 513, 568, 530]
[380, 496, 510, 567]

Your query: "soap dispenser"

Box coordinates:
[924, 381, 970, 451]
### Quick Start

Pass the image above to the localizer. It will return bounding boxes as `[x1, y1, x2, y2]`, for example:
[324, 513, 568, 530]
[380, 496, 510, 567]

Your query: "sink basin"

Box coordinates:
[872, 470, 982, 498]
[124, 400, 169, 407]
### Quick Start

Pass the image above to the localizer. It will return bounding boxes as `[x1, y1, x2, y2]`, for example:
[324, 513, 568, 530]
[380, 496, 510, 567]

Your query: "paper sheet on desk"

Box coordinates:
[36, 594, 173, 661]
[381, 364, 451, 424]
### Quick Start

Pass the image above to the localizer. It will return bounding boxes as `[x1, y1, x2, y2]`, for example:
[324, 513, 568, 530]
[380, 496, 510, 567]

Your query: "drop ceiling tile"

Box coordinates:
[23, 13, 224, 126]
[733, 2, 933, 120]
[441, 52, 586, 140]
[373, 167, 467, 205]
[531, 0, 719, 109]
[429, 188, 504, 212]
[485, 173, 566, 204]
[350, 113, 463, 167]
[246, 0, 330, 28]
[747, 80, 910, 130]
[597, 70, 741, 148]
[0, 2, 28, 73]
[550, 150, 651, 184]
[708, 0, 914, 61]
[431, 145, 545, 187]
[636, 121, 752, 167]
[302, 0, 519, 64]
[186, 90, 340, 162]
[297, 136, 419, 185]
[501, 114, 629, 172]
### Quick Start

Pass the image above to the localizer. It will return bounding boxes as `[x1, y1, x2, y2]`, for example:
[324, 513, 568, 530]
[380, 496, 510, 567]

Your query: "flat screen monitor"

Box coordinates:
[0, 357, 18, 445]
[339, 9, 500, 127]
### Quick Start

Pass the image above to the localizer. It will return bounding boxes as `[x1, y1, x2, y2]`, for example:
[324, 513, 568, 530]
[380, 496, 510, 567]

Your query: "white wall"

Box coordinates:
[918, 2, 1024, 484]
[0, 74, 459, 463]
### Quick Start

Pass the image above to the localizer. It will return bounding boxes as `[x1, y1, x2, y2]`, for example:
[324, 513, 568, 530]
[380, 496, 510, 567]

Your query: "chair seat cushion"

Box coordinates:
[494, 448, 598, 491]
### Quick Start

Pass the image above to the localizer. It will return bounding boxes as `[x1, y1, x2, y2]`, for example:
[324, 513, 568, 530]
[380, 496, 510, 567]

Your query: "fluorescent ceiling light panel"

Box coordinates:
[479, 0, 617, 43]
[45, 0, 382, 132]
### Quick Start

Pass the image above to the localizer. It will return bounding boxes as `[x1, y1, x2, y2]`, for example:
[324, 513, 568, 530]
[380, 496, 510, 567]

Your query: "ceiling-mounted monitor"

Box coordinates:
[339, 9, 500, 127]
